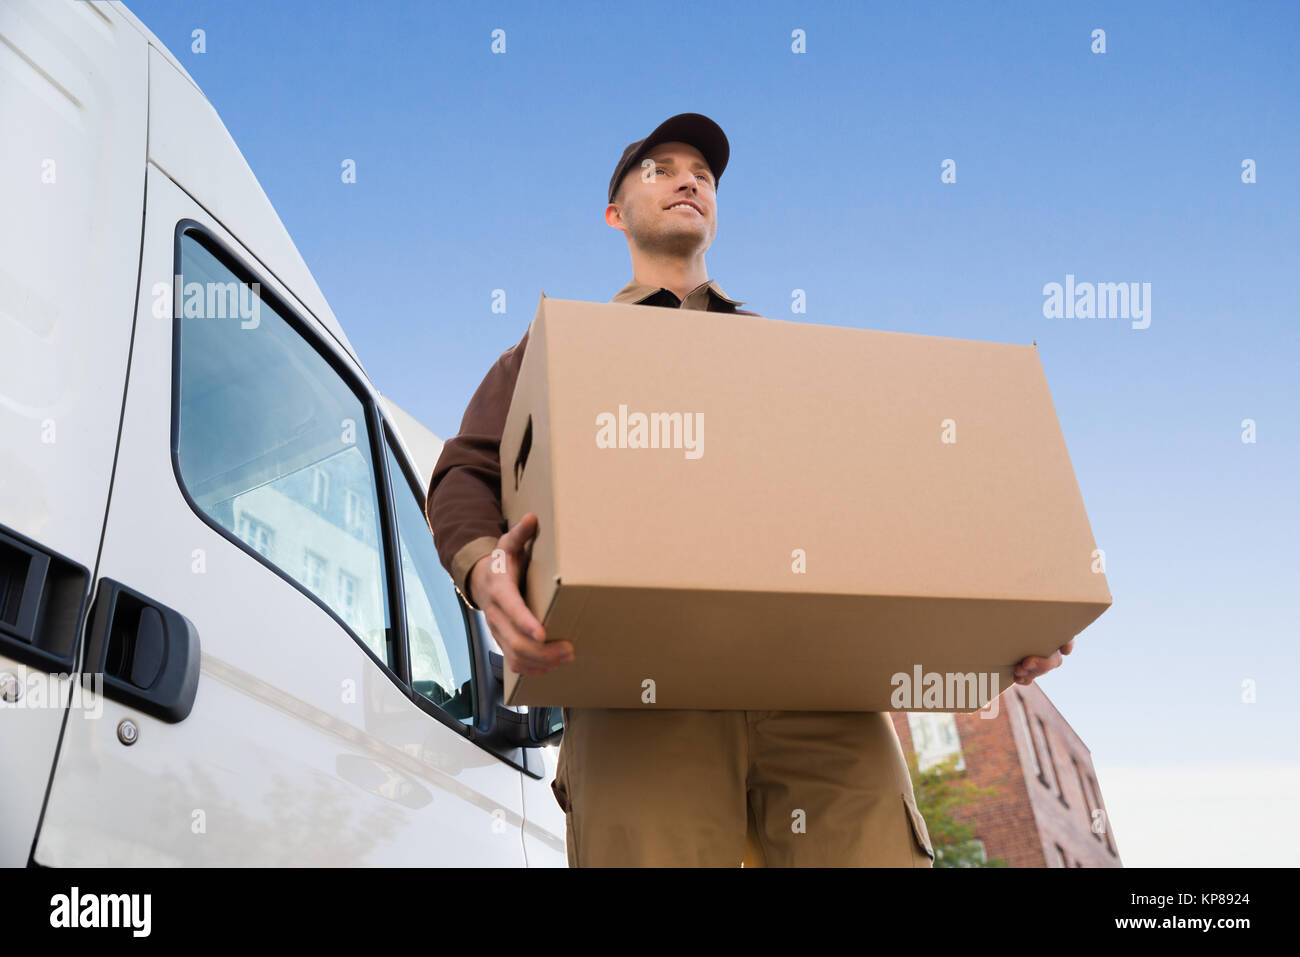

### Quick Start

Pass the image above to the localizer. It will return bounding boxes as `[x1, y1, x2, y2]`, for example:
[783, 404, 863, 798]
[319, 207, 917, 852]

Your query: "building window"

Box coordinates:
[1013, 692, 1043, 777]
[1037, 716, 1066, 804]
[907, 712, 965, 772]
[1073, 756, 1099, 839]
[1087, 773, 1117, 855]
[344, 488, 362, 530]
[1054, 844, 1069, 868]
[338, 569, 358, 624]
[236, 513, 274, 559]
[303, 550, 327, 598]
[938, 838, 987, 867]
[311, 468, 329, 510]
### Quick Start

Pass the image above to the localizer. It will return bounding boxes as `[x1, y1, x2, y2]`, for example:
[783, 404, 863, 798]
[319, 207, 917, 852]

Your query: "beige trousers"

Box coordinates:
[550, 708, 936, 867]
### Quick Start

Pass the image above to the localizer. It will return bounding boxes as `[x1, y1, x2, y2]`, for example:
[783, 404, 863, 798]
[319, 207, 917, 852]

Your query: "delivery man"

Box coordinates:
[425, 112, 1073, 867]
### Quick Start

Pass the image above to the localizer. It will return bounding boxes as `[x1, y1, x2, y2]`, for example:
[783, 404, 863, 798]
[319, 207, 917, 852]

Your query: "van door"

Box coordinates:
[0, 0, 147, 866]
[33, 165, 526, 865]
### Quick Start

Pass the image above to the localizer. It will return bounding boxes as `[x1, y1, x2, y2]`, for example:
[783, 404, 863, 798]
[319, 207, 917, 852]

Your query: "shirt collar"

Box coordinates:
[610, 277, 747, 309]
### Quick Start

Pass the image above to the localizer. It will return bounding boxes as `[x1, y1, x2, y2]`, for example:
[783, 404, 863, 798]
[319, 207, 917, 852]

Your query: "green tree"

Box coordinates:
[907, 751, 1008, 867]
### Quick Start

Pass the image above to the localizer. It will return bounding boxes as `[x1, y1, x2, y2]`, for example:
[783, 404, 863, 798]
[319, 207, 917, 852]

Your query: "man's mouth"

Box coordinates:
[666, 202, 702, 215]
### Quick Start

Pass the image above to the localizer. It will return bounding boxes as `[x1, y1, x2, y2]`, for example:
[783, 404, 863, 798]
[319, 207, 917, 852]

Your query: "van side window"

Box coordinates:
[175, 231, 395, 669]
[384, 440, 477, 724]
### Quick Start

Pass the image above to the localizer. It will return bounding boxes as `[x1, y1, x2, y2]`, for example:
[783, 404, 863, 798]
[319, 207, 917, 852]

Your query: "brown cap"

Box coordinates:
[608, 112, 730, 205]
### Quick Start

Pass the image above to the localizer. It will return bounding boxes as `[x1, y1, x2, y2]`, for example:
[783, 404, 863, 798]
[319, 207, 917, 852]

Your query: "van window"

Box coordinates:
[175, 231, 394, 669]
[385, 439, 477, 723]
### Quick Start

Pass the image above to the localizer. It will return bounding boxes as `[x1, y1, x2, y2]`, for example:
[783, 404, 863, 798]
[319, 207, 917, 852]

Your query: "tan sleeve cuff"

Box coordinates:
[450, 536, 501, 611]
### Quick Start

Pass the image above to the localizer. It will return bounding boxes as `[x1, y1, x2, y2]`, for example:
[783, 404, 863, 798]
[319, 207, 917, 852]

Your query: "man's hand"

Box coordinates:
[1013, 639, 1073, 686]
[468, 512, 575, 677]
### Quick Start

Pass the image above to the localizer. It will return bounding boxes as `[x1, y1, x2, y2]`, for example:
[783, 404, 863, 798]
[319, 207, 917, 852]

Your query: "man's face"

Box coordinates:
[609, 141, 717, 255]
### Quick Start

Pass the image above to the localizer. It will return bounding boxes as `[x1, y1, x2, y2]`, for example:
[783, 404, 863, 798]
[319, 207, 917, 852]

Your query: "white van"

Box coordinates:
[0, 0, 567, 866]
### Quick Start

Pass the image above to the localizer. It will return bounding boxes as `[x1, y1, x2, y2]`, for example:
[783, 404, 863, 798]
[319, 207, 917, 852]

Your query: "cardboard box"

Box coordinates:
[499, 295, 1111, 712]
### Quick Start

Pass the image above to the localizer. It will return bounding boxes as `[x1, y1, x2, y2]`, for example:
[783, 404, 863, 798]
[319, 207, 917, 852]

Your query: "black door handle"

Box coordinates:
[0, 522, 89, 673]
[83, 579, 200, 723]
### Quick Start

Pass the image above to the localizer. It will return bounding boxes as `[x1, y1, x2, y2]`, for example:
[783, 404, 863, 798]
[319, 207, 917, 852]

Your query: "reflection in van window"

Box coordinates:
[386, 441, 477, 724]
[175, 232, 394, 669]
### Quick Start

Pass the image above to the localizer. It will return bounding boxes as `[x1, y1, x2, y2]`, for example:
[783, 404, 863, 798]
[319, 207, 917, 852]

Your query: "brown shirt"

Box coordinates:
[425, 278, 759, 609]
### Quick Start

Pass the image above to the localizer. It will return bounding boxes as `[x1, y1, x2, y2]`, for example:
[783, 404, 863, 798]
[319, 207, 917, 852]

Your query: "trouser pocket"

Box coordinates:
[551, 713, 572, 813]
[550, 773, 570, 813]
[902, 792, 936, 866]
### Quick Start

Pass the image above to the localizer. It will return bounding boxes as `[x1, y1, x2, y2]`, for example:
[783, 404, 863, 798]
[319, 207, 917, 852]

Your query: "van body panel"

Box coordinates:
[105, 0, 202, 96]
[379, 398, 568, 866]
[7, 0, 559, 866]
[520, 739, 567, 865]
[379, 396, 445, 483]
[34, 165, 527, 866]
[0, 0, 147, 867]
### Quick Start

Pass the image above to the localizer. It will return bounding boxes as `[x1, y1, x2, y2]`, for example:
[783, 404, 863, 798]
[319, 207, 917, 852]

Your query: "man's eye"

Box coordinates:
[696, 173, 712, 184]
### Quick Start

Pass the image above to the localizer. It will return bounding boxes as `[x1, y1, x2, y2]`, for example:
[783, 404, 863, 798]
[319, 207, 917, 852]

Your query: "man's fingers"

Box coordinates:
[486, 606, 570, 672]
[485, 604, 549, 664]
[484, 585, 575, 676]
[496, 583, 547, 644]
[1014, 648, 1067, 685]
[1014, 655, 1043, 681]
[481, 517, 574, 677]
[505, 632, 576, 675]
[498, 512, 539, 553]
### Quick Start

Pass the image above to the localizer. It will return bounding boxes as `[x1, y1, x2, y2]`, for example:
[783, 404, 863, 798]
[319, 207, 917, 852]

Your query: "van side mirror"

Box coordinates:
[488, 701, 563, 749]
[471, 609, 564, 750]
[481, 643, 564, 749]
[528, 706, 564, 746]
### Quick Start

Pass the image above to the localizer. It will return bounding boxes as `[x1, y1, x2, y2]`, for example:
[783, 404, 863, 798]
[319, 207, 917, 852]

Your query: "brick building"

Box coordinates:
[891, 683, 1121, 867]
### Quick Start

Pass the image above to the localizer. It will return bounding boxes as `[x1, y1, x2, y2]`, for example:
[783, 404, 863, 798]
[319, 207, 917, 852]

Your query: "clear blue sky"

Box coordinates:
[126, 0, 1299, 859]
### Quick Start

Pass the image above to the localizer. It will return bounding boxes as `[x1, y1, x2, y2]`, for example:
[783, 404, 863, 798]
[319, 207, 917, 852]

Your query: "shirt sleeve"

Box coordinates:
[425, 324, 531, 610]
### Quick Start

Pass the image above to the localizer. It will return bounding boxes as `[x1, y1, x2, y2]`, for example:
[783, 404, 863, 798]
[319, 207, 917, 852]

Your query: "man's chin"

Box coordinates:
[635, 226, 710, 255]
